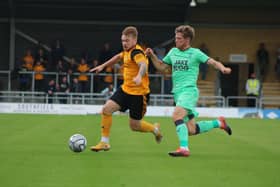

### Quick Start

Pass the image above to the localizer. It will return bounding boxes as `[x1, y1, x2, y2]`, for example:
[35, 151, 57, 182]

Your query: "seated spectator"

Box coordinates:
[35, 48, 49, 70]
[56, 60, 67, 73]
[56, 60, 68, 81]
[115, 61, 124, 88]
[77, 58, 90, 93]
[91, 59, 101, 92]
[57, 76, 70, 104]
[67, 57, 78, 76]
[22, 49, 34, 71]
[101, 84, 115, 100]
[45, 79, 57, 104]
[103, 65, 114, 89]
[33, 61, 46, 92]
[18, 61, 30, 91]
[71, 77, 81, 104]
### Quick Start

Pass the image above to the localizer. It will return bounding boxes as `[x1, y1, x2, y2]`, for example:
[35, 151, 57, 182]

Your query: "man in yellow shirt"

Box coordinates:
[90, 26, 162, 151]
[77, 58, 90, 93]
[246, 73, 260, 107]
[33, 61, 45, 91]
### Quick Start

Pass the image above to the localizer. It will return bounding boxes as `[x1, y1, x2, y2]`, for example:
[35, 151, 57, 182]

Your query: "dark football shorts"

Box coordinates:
[110, 87, 150, 120]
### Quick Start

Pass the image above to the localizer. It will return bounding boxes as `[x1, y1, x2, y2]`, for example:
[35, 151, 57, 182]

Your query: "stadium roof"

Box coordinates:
[1, 0, 280, 24]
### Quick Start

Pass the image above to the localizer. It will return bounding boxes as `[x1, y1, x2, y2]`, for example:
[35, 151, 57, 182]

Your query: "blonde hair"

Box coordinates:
[175, 25, 195, 41]
[122, 26, 138, 38]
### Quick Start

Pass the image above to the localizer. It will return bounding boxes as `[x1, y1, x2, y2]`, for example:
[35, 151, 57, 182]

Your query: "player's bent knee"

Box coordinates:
[187, 121, 197, 135]
[129, 120, 141, 131]
[188, 128, 196, 136]
[102, 106, 113, 116]
[129, 123, 140, 131]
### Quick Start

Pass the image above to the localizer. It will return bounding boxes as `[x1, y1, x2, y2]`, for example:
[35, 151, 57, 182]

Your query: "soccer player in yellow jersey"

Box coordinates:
[89, 26, 163, 152]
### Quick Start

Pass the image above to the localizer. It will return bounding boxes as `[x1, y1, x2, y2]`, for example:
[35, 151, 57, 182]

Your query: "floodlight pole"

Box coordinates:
[9, 0, 15, 71]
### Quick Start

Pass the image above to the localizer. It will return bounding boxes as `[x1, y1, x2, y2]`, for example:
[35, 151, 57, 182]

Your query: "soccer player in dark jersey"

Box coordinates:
[90, 26, 162, 152]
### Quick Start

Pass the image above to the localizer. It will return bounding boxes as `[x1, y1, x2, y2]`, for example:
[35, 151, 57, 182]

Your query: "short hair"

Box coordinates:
[122, 26, 138, 38]
[175, 25, 195, 41]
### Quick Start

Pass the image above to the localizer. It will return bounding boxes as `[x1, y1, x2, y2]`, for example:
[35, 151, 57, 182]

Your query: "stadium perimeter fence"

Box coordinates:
[0, 71, 280, 108]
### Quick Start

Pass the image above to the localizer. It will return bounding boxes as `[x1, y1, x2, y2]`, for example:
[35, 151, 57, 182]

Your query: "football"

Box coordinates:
[68, 134, 87, 153]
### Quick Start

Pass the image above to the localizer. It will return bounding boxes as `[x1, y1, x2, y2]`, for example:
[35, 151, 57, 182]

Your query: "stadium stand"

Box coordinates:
[261, 82, 280, 108]
[197, 80, 223, 107]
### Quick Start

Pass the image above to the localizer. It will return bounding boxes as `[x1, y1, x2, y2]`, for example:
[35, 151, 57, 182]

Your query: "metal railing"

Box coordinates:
[0, 91, 279, 108]
[226, 96, 259, 108]
[1, 70, 172, 94]
[259, 97, 280, 108]
[0, 91, 225, 107]
[0, 91, 106, 105]
[198, 95, 226, 107]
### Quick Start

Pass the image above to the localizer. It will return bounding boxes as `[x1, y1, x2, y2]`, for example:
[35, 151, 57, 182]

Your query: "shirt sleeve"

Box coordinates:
[134, 53, 147, 64]
[162, 48, 174, 65]
[131, 49, 147, 64]
[197, 49, 209, 64]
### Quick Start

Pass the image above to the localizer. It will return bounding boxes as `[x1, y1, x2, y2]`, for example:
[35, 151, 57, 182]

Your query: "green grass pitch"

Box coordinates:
[0, 114, 279, 187]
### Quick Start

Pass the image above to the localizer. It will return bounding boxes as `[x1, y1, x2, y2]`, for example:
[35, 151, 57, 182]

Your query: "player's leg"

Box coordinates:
[129, 118, 162, 143]
[187, 116, 232, 136]
[91, 87, 126, 152]
[90, 99, 120, 152]
[168, 106, 190, 157]
[128, 94, 162, 143]
[168, 88, 198, 157]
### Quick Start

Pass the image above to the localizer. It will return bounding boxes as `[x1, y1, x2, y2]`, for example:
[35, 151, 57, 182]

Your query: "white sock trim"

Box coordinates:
[101, 137, 109, 143]
[180, 146, 190, 151]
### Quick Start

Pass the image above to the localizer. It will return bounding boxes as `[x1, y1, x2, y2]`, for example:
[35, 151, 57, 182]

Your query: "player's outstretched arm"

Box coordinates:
[207, 58, 231, 74]
[90, 54, 121, 73]
[145, 48, 170, 73]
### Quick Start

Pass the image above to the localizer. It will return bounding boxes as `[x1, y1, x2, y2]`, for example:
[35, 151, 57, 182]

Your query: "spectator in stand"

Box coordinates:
[56, 60, 68, 81]
[45, 79, 56, 104]
[163, 69, 172, 95]
[57, 76, 70, 104]
[56, 60, 67, 73]
[81, 49, 92, 64]
[98, 43, 113, 65]
[103, 64, 114, 89]
[90, 59, 101, 92]
[199, 43, 209, 80]
[18, 61, 30, 91]
[22, 49, 35, 71]
[33, 61, 46, 92]
[77, 58, 90, 93]
[71, 77, 81, 104]
[21, 49, 35, 90]
[98, 43, 114, 90]
[101, 83, 115, 100]
[153, 45, 166, 60]
[35, 48, 49, 70]
[67, 57, 78, 81]
[51, 39, 65, 71]
[115, 61, 124, 88]
[256, 42, 269, 81]
[275, 47, 280, 81]
[246, 73, 260, 107]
